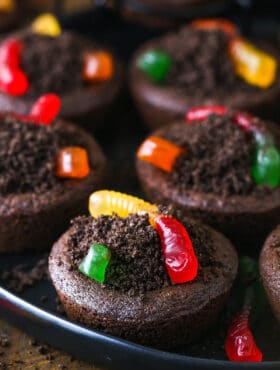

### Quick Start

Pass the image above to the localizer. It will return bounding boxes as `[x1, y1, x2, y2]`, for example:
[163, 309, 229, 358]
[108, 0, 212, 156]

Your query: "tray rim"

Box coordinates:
[0, 286, 279, 370]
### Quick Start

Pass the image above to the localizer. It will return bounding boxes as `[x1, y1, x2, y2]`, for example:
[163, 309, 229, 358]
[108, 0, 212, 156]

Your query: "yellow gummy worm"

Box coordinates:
[230, 38, 277, 89]
[89, 190, 158, 219]
[32, 13, 61, 37]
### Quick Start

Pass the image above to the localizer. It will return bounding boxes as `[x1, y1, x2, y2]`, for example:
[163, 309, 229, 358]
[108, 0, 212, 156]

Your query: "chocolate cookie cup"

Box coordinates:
[136, 109, 280, 250]
[260, 225, 280, 323]
[0, 96, 106, 253]
[129, 19, 280, 129]
[49, 190, 238, 348]
[0, 14, 123, 126]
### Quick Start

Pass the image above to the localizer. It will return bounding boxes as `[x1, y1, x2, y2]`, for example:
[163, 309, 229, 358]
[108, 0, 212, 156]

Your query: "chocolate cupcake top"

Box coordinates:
[65, 190, 224, 296]
[0, 95, 92, 197]
[137, 110, 280, 198]
[0, 113, 63, 195]
[162, 28, 255, 98]
[69, 213, 171, 295]
[49, 190, 238, 349]
[68, 211, 218, 295]
[20, 32, 85, 98]
[163, 114, 267, 197]
[0, 14, 115, 99]
[136, 19, 278, 95]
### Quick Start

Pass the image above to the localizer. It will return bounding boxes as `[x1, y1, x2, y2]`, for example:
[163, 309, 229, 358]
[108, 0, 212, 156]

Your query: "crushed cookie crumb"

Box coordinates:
[161, 27, 261, 98]
[68, 212, 217, 294]
[161, 114, 275, 197]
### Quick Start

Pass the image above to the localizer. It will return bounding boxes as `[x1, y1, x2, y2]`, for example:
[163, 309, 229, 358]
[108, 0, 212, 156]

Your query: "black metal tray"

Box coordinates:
[1, 5, 280, 369]
[0, 281, 279, 370]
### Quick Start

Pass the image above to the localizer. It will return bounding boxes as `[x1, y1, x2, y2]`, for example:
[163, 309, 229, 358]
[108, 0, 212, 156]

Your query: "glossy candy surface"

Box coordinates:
[0, 39, 29, 96]
[89, 190, 158, 219]
[186, 106, 227, 122]
[30, 94, 61, 125]
[252, 146, 280, 188]
[137, 136, 184, 172]
[56, 147, 90, 179]
[32, 13, 61, 37]
[4, 94, 61, 125]
[154, 216, 198, 284]
[137, 49, 172, 82]
[0, 39, 22, 68]
[79, 244, 111, 283]
[233, 112, 280, 187]
[0, 66, 28, 95]
[229, 38, 277, 88]
[225, 311, 262, 362]
[83, 51, 113, 82]
[233, 112, 256, 132]
[186, 107, 255, 129]
[254, 131, 274, 148]
[186, 107, 280, 188]
[191, 18, 237, 37]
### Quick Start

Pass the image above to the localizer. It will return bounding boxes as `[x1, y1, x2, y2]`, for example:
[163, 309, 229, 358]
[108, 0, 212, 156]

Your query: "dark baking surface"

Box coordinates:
[1, 5, 280, 369]
[120, 0, 231, 22]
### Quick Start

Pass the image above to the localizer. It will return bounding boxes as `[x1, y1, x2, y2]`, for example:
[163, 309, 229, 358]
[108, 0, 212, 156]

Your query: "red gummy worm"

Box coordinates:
[186, 106, 227, 122]
[0, 39, 23, 68]
[154, 216, 198, 284]
[233, 112, 258, 132]
[30, 94, 61, 125]
[225, 311, 263, 362]
[0, 39, 29, 96]
[0, 66, 28, 96]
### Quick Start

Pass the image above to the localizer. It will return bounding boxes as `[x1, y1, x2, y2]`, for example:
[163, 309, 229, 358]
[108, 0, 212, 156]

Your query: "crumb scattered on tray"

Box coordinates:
[1, 256, 48, 293]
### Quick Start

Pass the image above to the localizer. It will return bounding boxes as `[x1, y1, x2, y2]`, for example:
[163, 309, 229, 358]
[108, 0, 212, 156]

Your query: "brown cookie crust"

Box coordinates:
[0, 120, 106, 253]
[130, 38, 280, 129]
[260, 225, 280, 323]
[0, 29, 123, 123]
[136, 120, 280, 250]
[49, 217, 238, 348]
